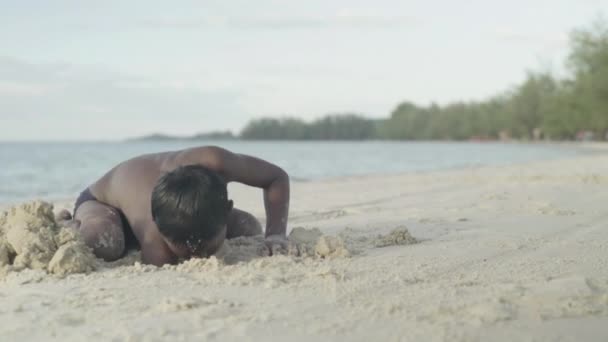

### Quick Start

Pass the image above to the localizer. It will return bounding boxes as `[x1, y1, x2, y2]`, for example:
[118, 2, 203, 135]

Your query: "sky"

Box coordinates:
[0, 0, 606, 141]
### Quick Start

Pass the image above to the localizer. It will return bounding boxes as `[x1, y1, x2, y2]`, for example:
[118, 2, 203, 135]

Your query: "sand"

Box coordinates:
[0, 201, 96, 276]
[1, 152, 608, 341]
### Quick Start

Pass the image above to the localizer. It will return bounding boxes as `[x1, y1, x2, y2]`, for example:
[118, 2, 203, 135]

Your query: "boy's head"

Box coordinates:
[151, 165, 233, 257]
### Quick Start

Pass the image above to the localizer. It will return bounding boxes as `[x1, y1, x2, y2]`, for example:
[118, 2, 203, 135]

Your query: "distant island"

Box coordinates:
[129, 131, 236, 141]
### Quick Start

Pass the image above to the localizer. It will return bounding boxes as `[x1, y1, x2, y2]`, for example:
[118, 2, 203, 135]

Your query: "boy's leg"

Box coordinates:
[226, 208, 263, 239]
[73, 201, 126, 261]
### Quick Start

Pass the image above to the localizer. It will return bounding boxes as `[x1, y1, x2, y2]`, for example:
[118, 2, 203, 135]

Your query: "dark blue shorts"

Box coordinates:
[73, 187, 140, 250]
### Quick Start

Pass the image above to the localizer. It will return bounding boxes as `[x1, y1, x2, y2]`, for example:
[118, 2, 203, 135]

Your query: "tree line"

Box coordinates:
[240, 20, 608, 141]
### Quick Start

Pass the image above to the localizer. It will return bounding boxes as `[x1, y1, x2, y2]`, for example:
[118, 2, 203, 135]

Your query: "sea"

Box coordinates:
[0, 140, 591, 204]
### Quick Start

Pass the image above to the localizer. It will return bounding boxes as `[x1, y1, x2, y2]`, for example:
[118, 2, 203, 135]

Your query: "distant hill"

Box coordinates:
[129, 131, 236, 141]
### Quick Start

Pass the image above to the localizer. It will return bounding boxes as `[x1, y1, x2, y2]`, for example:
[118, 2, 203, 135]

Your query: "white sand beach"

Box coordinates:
[1, 151, 608, 342]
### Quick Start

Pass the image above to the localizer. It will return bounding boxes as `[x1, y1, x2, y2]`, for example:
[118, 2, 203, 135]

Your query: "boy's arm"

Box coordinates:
[139, 223, 178, 266]
[142, 245, 176, 266]
[182, 146, 290, 239]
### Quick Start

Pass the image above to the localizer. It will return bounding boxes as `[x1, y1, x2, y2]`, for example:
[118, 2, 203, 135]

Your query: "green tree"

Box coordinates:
[567, 19, 608, 136]
[239, 18, 608, 142]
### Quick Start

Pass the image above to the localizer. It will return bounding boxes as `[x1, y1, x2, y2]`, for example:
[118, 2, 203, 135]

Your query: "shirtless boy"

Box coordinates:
[57, 146, 290, 266]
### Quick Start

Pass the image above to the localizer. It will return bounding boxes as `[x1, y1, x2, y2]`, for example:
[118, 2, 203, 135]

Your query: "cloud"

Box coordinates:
[91, 13, 415, 31]
[493, 28, 569, 50]
[0, 81, 54, 96]
[0, 57, 246, 140]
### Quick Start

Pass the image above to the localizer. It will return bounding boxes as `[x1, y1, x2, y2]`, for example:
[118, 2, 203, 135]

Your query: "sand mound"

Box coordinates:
[216, 227, 350, 265]
[287, 227, 349, 258]
[220, 235, 269, 265]
[314, 236, 350, 258]
[373, 226, 418, 247]
[0, 202, 401, 278]
[0, 201, 97, 276]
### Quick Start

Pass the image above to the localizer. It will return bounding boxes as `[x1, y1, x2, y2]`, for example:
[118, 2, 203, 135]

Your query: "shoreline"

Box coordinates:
[2, 141, 606, 210]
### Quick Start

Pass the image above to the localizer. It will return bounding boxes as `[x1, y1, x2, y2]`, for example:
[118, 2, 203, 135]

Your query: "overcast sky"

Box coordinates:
[0, 0, 606, 141]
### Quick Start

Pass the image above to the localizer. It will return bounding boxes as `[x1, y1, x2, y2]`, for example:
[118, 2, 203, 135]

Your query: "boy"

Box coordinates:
[57, 146, 290, 266]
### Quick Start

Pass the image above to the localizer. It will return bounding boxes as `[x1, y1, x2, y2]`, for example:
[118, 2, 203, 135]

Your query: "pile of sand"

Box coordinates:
[287, 227, 350, 258]
[215, 226, 414, 265]
[0, 201, 97, 276]
[0, 202, 414, 280]
[0, 201, 355, 277]
[217, 226, 350, 265]
[373, 226, 418, 247]
[111, 227, 353, 269]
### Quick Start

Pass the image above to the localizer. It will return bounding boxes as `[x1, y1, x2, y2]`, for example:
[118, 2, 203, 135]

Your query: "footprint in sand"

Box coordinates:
[314, 209, 349, 220]
[535, 203, 576, 216]
[152, 297, 241, 317]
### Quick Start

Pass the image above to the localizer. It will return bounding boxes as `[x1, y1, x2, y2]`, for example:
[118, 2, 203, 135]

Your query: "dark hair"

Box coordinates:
[151, 165, 231, 244]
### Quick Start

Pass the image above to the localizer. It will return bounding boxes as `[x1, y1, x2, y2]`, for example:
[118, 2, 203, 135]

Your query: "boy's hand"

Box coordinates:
[264, 234, 289, 256]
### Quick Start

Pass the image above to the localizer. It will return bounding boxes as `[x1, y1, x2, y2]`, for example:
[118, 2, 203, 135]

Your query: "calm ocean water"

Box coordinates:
[0, 141, 589, 204]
